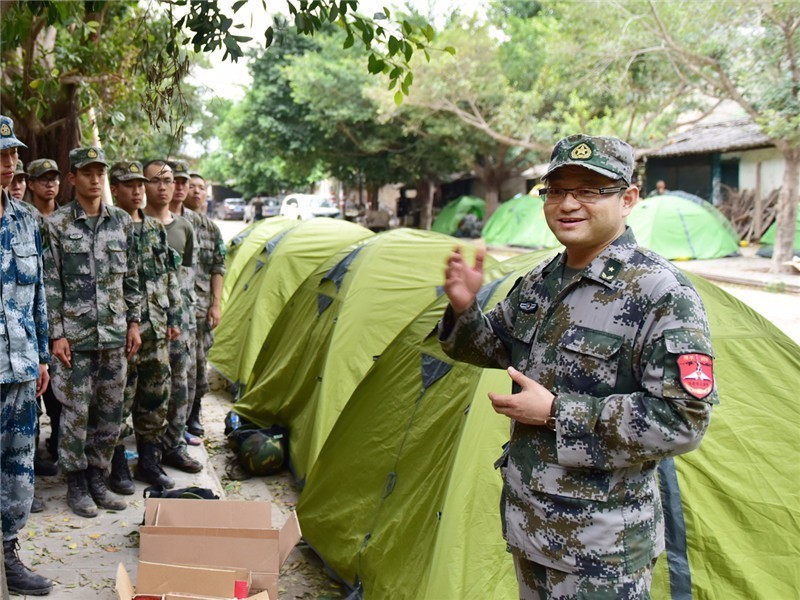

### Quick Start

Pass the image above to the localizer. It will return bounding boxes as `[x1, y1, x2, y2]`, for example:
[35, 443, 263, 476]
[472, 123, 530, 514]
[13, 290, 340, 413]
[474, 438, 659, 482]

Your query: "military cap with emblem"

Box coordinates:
[13, 159, 26, 177]
[109, 160, 148, 182]
[170, 159, 191, 180]
[0, 114, 27, 150]
[27, 158, 60, 179]
[69, 146, 108, 170]
[542, 134, 634, 185]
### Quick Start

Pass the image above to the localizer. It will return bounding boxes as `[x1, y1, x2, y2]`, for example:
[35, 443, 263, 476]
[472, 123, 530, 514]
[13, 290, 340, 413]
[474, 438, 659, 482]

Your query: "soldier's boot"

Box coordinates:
[3, 538, 53, 596]
[34, 450, 58, 477]
[108, 445, 135, 495]
[65, 471, 98, 518]
[86, 466, 127, 511]
[162, 444, 203, 473]
[186, 398, 205, 437]
[134, 441, 175, 489]
[30, 496, 46, 513]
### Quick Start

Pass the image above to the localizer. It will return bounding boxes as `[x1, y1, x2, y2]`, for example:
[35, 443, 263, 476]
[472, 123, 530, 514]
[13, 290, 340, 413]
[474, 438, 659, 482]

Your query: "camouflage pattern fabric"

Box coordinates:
[44, 200, 141, 350]
[190, 209, 225, 319]
[512, 549, 654, 600]
[542, 134, 635, 184]
[0, 194, 50, 382]
[194, 318, 214, 401]
[1, 382, 37, 540]
[123, 338, 170, 442]
[440, 227, 717, 578]
[162, 333, 197, 450]
[52, 347, 127, 472]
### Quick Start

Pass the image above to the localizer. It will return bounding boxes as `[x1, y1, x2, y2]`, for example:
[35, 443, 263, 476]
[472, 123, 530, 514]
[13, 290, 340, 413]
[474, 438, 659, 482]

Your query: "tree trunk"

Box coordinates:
[416, 180, 433, 230]
[771, 148, 800, 273]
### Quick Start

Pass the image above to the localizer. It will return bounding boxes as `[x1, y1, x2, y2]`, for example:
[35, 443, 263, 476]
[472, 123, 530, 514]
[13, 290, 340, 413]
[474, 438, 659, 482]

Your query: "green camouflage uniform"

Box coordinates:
[191, 210, 225, 402]
[45, 186, 141, 473]
[440, 228, 718, 582]
[123, 210, 181, 442]
[162, 210, 197, 450]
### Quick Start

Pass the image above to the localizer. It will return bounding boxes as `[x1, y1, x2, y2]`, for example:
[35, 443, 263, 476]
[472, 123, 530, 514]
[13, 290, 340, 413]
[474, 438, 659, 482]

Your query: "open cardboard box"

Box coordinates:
[140, 499, 301, 600]
[116, 561, 270, 600]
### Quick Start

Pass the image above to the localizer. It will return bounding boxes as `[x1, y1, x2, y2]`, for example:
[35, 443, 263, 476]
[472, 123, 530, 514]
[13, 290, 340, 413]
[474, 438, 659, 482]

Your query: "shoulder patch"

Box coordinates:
[677, 353, 714, 399]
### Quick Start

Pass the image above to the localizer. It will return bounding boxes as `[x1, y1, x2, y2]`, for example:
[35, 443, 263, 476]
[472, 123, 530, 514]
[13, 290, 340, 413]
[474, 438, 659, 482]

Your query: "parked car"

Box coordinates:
[214, 197, 246, 220]
[243, 196, 281, 223]
[279, 193, 340, 221]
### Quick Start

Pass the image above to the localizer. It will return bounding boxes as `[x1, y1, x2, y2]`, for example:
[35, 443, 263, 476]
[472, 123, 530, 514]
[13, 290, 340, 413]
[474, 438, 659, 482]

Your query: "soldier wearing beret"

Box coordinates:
[0, 115, 53, 595]
[107, 162, 182, 493]
[440, 134, 717, 599]
[45, 146, 142, 518]
[8, 160, 27, 202]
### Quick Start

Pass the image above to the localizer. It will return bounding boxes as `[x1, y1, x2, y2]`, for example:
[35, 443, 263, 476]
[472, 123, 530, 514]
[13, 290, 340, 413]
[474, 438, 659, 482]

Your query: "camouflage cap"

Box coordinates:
[0, 115, 27, 150]
[14, 160, 26, 176]
[27, 158, 60, 179]
[189, 170, 204, 180]
[543, 134, 634, 185]
[69, 146, 108, 170]
[170, 159, 191, 180]
[109, 160, 148, 182]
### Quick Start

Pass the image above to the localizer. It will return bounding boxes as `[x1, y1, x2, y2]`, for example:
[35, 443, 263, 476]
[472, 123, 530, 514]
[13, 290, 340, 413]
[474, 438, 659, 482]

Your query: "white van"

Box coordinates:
[279, 193, 340, 220]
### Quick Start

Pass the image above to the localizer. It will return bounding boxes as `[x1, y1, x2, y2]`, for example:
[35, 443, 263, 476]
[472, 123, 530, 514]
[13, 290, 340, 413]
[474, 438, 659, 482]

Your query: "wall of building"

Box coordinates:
[725, 147, 786, 197]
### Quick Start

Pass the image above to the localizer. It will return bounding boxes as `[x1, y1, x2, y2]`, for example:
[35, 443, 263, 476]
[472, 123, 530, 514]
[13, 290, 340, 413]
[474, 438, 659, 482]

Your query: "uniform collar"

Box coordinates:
[581, 227, 638, 289]
[70, 199, 111, 221]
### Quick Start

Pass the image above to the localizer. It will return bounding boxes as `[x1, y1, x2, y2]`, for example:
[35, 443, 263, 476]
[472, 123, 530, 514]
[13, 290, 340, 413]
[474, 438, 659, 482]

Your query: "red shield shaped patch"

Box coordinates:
[677, 353, 714, 399]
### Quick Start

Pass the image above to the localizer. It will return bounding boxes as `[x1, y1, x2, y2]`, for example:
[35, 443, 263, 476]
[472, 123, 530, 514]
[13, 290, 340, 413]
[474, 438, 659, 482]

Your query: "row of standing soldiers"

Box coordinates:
[0, 114, 225, 596]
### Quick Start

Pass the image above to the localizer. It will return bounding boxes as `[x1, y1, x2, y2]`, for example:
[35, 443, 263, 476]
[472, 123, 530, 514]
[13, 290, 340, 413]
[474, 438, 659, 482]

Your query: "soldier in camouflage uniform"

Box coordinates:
[440, 134, 717, 599]
[46, 146, 142, 519]
[7, 160, 26, 202]
[143, 160, 201, 473]
[107, 162, 182, 494]
[0, 115, 53, 595]
[184, 172, 225, 438]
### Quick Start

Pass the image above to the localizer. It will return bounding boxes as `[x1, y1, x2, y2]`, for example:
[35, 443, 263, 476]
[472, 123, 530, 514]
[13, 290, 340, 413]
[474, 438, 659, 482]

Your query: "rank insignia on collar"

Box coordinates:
[599, 259, 622, 282]
[570, 143, 592, 160]
[518, 301, 538, 313]
[678, 353, 714, 399]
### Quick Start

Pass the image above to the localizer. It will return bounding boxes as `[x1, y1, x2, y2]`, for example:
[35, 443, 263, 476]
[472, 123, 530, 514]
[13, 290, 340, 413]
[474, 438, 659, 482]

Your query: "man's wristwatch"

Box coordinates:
[545, 396, 558, 431]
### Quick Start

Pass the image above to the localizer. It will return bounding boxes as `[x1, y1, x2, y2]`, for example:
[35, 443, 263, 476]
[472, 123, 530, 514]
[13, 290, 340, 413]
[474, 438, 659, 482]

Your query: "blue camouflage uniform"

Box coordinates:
[0, 191, 49, 542]
[440, 227, 718, 590]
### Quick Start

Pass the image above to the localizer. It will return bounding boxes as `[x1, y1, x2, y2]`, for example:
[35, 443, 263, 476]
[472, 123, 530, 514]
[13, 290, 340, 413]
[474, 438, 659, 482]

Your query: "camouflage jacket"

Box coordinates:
[189, 209, 225, 319]
[134, 211, 181, 340]
[177, 208, 200, 332]
[439, 227, 717, 577]
[45, 200, 141, 350]
[0, 191, 50, 383]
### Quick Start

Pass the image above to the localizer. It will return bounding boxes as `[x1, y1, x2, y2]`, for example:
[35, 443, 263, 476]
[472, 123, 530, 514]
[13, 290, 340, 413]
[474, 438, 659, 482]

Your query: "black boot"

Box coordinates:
[186, 398, 205, 437]
[30, 496, 46, 513]
[162, 444, 203, 473]
[134, 441, 175, 489]
[34, 450, 58, 477]
[108, 445, 135, 495]
[3, 538, 53, 596]
[65, 471, 98, 518]
[86, 466, 127, 511]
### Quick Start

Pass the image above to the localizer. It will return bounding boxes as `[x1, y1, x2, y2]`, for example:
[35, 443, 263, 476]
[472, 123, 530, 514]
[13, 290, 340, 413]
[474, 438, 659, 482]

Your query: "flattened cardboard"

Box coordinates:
[116, 562, 268, 600]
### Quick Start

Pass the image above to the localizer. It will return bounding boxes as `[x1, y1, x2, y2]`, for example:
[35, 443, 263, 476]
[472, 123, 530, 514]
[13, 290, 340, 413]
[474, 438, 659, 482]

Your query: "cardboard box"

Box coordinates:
[116, 561, 270, 600]
[140, 499, 301, 600]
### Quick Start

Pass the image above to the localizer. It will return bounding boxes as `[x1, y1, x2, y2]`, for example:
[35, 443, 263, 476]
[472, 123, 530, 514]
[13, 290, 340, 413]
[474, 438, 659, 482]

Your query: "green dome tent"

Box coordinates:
[431, 195, 486, 235]
[209, 218, 373, 386]
[481, 193, 561, 249]
[627, 194, 740, 260]
[233, 230, 497, 484]
[296, 258, 800, 599]
[756, 210, 800, 257]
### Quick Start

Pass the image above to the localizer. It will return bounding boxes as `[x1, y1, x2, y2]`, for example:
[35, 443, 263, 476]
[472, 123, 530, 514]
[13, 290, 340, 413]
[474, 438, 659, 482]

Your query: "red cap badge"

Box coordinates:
[677, 353, 714, 399]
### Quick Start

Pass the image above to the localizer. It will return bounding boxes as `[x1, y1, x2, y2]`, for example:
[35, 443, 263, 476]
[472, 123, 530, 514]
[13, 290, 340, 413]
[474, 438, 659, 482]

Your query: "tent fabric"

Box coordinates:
[627, 194, 740, 260]
[756, 209, 800, 257]
[233, 229, 497, 484]
[431, 195, 486, 235]
[294, 252, 800, 598]
[209, 218, 373, 385]
[481, 193, 561, 249]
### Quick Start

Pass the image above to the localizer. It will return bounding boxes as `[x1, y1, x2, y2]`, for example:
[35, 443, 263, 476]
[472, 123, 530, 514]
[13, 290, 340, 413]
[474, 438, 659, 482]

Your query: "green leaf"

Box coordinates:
[444, 46, 456, 56]
[29, 79, 41, 89]
[343, 33, 354, 49]
[424, 24, 435, 42]
[394, 90, 404, 106]
[402, 20, 412, 36]
[402, 41, 413, 62]
[403, 71, 413, 87]
[329, 4, 339, 22]
[265, 26, 274, 46]
[387, 36, 399, 55]
[232, 0, 247, 12]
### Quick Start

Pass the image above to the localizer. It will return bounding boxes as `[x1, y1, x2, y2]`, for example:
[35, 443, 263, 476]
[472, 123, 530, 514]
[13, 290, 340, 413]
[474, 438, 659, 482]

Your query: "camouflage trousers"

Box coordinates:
[122, 337, 171, 443]
[512, 549, 655, 600]
[1, 381, 36, 541]
[162, 331, 197, 450]
[52, 347, 127, 473]
[193, 318, 214, 403]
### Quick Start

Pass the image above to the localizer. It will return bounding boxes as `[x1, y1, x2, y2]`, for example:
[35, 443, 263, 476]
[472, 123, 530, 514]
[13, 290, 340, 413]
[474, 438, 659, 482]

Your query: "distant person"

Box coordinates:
[440, 134, 717, 599]
[0, 115, 53, 595]
[8, 160, 26, 201]
[251, 196, 264, 221]
[648, 179, 669, 197]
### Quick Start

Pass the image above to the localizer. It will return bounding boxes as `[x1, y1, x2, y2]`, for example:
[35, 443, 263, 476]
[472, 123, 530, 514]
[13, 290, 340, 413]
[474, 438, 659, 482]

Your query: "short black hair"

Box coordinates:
[142, 159, 168, 176]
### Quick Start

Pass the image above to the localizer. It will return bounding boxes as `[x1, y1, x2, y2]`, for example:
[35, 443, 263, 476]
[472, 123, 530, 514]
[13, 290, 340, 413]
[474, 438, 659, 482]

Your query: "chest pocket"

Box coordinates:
[62, 237, 92, 275]
[559, 326, 623, 396]
[12, 242, 38, 285]
[509, 312, 539, 373]
[106, 239, 128, 274]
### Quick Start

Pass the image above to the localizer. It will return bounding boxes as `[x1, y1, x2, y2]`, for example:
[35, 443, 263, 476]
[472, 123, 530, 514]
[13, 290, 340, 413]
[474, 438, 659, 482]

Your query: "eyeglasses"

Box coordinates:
[538, 186, 628, 204]
[146, 177, 174, 186]
[34, 175, 60, 185]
